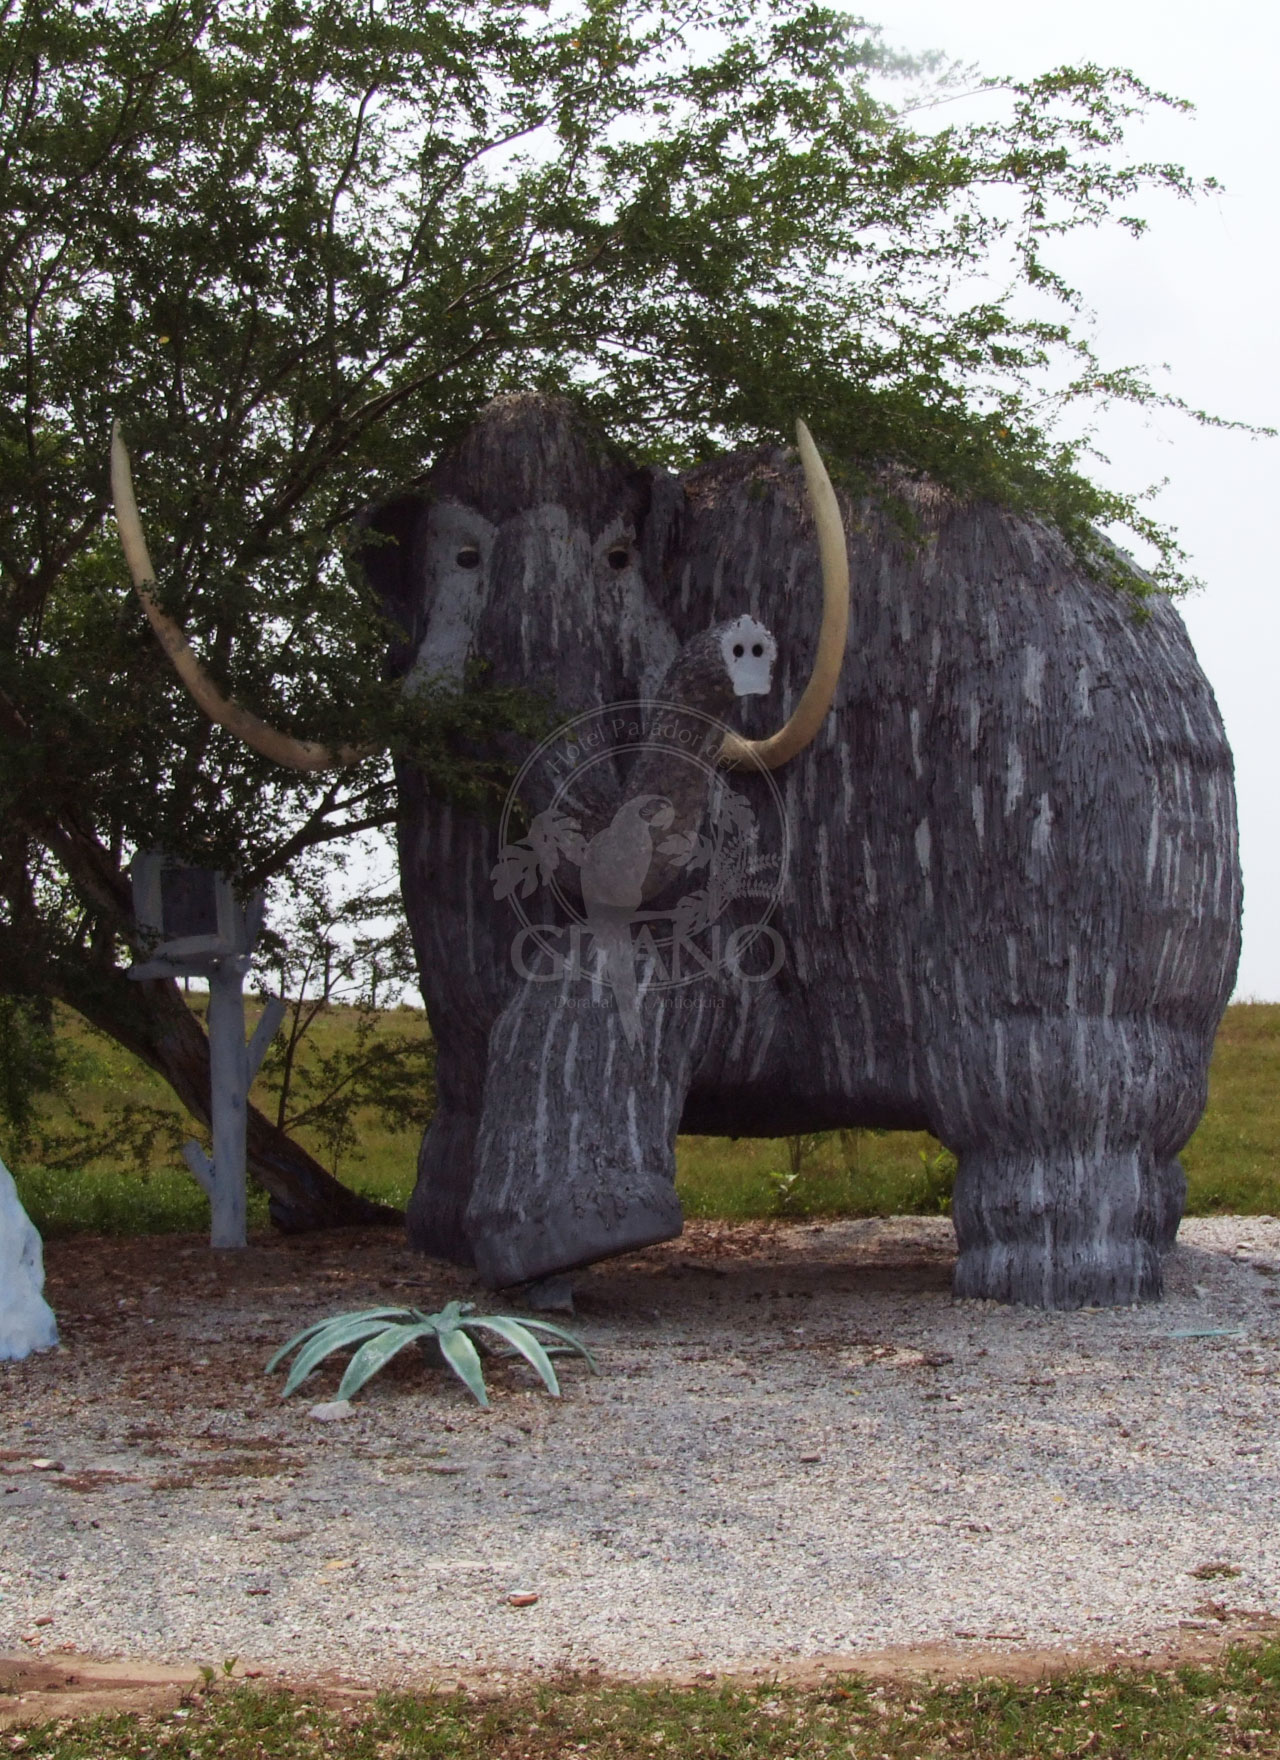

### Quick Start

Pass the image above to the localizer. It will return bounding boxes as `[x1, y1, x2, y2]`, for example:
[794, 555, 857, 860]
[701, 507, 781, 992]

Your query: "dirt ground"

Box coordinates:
[4, 1628, 1276, 1730]
[2, 1217, 1278, 1727]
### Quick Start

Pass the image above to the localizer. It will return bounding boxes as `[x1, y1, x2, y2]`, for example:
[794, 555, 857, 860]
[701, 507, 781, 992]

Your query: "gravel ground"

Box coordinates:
[1, 1214, 1278, 1684]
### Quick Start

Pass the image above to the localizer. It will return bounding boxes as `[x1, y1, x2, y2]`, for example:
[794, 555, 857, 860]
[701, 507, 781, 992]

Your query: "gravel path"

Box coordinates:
[2, 1215, 1278, 1683]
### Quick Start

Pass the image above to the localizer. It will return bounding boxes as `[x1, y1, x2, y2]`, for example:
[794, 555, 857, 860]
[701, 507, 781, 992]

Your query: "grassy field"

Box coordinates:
[6, 1001, 1278, 1236]
[7, 1645, 1280, 1759]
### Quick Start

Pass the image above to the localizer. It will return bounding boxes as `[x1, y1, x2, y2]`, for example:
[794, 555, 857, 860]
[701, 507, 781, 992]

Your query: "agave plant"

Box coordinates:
[267, 1299, 596, 1408]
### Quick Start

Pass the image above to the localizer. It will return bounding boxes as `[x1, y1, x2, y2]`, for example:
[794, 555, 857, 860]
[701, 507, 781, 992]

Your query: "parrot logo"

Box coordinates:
[494, 791, 677, 1044]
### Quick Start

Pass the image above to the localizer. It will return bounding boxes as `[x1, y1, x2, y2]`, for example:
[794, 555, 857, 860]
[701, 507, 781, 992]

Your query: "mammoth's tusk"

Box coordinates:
[719, 419, 850, 771]
[110, 421, 368, 772]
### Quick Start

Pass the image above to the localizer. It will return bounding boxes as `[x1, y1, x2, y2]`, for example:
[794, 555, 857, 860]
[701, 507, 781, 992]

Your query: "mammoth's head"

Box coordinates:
[111, 395, 848, 775]
[361, 397, 846, 769]
[359, 394, 677, 713]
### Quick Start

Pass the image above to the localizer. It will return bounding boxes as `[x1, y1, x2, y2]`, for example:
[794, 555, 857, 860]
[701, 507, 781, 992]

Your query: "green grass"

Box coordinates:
[1182, 1004, 1280, 1214]
[7, 999, 428, 1237]
[8, 1644, 1280, 1758]
[5, 1003, 1279, 1236]
[676, 1128, 957, 1220]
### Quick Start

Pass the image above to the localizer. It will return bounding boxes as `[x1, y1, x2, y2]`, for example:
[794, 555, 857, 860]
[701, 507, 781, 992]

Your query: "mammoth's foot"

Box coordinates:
[467, 1169, 683, 1289]
[463, 983, 694, 1287]
[515, 1274, 577, 1314]
[951, 1145, 1167, 1309]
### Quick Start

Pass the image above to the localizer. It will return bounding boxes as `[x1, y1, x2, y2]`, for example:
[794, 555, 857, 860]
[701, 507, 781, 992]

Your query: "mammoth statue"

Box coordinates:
[112, 394, 1241, 1308]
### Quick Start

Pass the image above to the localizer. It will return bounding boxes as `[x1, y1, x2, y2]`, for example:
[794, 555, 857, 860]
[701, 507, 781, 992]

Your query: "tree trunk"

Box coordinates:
[48, 953, 401, 1234]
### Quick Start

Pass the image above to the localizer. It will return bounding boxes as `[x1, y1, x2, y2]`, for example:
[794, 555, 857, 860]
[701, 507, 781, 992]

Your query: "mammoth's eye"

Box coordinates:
[606, 544, 631, 570]
[751, 643, 764, 657]
[732, 643, 745, 658]
[456, 545, 481, 569]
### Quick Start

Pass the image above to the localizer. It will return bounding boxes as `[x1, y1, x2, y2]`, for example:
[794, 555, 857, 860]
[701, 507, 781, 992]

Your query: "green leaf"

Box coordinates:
[266, 1307, 413, 1374]
[336, 1322, 437, 1402]
[506, 1318, 599, 1373]
[281, 1314, 412, 1398]
[466, 1316, 561, 1398]
[435, 1324, 491, 1408]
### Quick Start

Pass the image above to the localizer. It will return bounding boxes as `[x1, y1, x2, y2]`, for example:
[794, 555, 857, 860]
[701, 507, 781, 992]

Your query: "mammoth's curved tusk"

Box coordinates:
[719, 419, 850, 771]
[110, 421, 368, 772]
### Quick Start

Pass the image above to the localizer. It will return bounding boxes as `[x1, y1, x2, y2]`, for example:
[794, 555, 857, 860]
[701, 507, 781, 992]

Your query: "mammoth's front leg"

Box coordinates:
[405, 1027, 489, 1266]
[464, 984, 694, 1287]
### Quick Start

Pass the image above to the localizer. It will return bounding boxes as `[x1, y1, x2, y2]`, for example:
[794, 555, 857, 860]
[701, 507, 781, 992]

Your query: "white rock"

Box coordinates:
[0, 1157, 58, 1362]
[308, 1399, 354, 1421]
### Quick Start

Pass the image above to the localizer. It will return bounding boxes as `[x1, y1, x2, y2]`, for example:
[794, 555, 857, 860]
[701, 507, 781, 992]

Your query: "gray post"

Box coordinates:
[207, 957, 250, 1249]
[129, 854, 284, 1252]
[182, 981, 286, 1250]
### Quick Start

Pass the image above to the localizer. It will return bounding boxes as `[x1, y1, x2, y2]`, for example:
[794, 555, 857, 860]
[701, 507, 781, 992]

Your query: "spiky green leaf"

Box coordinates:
[467, 1317, 561, 1398]
[336, 1322, 438, 1402]
[507, 1318, 599, 1373]
[436, 1324, 490, 1408]
[281, 1315, 412, 1398]
[266, 1307, 414, 1374]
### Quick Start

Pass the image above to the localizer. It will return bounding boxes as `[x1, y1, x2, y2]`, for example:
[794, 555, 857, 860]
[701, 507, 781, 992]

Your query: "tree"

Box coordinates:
[251, 852, 436, 1182]
[0, 0, 1246, 1225]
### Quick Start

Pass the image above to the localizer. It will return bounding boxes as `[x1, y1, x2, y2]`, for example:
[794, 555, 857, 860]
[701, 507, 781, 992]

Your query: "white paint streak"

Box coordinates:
[857, 987, 876, 1079]
[1145, 804, 1161, 887]
[749, 1016, 776, 1083]
[994, 1019, 1008, 1110]
[915, 818, 932, 874]
[1022, 644, 1046, 711]
[534, 1005, 556, 1195]
[816, 824, 832, 925]
[626, 1088, 643, 1174]
[1005, 741, 1025, 814]
[602, 1013, 616, 1097]
[1031, 792, 1053, 857]
[832, 1022, 853, 1095]
[1074, 664, 1093, 720]
[567, 1108, 582, 1189]
[839, 738, 855, 820]
[862, 837, 878, 911]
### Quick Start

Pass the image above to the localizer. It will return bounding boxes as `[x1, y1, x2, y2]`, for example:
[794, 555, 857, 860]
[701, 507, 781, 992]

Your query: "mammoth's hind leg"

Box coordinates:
[464, 987, 691, 1288]
[1153, 1156, 1188, 1253]
[941, 1016, 1205, 1308]
[951, 1143, 1163, 1308]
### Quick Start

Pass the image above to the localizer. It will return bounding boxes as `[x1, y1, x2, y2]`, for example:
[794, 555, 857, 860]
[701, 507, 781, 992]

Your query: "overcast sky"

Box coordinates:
[871, 0, 1279, 998]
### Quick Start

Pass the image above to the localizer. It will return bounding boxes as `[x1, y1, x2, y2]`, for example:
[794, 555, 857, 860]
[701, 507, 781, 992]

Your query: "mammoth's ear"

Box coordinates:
[350, 491, 430, 680]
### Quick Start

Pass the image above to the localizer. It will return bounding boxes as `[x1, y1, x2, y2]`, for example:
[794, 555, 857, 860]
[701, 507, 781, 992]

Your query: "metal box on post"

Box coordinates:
[128, 853, 283, 1247]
